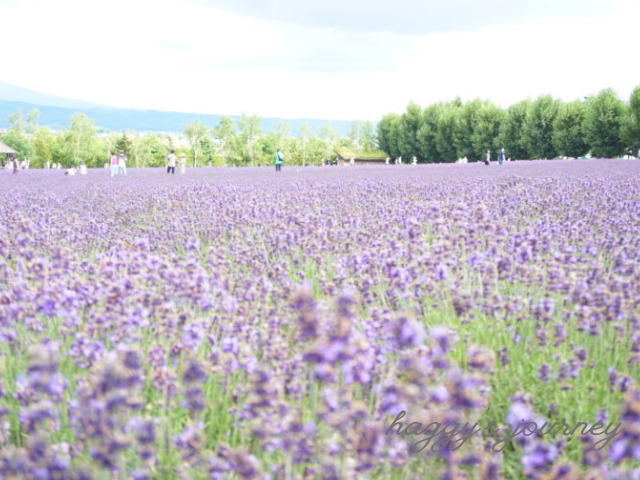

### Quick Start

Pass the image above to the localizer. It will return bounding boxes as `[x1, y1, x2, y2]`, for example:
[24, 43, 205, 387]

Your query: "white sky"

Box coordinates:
[0, 0, 639, 121]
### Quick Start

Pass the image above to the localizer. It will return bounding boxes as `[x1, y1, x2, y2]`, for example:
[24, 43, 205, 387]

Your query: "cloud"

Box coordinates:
[185, 0, 619, 35]
[192, 27, 410, 73]
[1, 0, 639, 121]
[155, 41, 190, 51]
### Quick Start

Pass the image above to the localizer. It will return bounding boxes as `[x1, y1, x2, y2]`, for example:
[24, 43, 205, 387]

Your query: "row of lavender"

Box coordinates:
[1, 161, 639, 479]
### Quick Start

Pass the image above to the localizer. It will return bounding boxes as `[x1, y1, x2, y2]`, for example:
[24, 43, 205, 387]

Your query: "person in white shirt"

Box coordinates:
[118, 152, 127, 175]
[167, 150, 177, 174]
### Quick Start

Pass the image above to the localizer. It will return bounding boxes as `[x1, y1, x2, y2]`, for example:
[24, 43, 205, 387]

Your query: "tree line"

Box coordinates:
[377, 86, 640, 163]
[0, 111, 378, 168]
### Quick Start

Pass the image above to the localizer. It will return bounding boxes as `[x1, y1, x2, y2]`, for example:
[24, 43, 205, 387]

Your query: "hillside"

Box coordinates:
[0, 82, 358, 136]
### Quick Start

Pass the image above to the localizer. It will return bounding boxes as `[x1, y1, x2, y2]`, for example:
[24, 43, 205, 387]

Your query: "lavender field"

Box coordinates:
[1, 160, 640, 479]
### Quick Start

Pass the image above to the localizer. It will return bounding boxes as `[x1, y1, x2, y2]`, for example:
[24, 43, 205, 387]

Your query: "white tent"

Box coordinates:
[0, 140, 16, 167]
[0, 140, 17, 154]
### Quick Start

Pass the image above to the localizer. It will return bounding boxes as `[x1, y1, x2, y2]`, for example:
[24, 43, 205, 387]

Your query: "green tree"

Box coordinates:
[102, 133, 120, 164]
[319, 122, 338, 159]
[134, 134, 168, 167]
[280, 136, 301, 166]
[498, 99, 531, 160]
[435, 105, 459, 163]
[620, 85, 640, 154]
[255, 135, 275, 166]
[347, 120, 363, 149]
[115, 133, 134, 165]
[307, 136, 331, 165]
[552, 100, 588, 158]
[522, 96, 561, 159]
[2, 110, 35, 161]
[361, 121, 377, 151]
[377, 113, 401, 158]
[347, 120, 377, 151]
[132, 134, 151, 168]
[26, 109, 40, 136]
[336, 136, 352, 150]
[452, 99, 481, 160]
[33, 127, 55, 168]
[64, 114, 100, 167]
[398, 101, 423, 159]
[130, 133, 166, 168]
[239, 113, 262, 167]
[184, 119, 209, 167]
[453, 99, 504, 161]
[165, 134, 176, 153]
[297, 123, 312, 166]
[416, 104, 442, 163]
[184, 120, 209, 167]
[198, 136, 216, 166]
[472, 102, 505, 158]
[270, 121, 291, 153]
[584, 88, 625, 158]
[129, 135, 144, 168]
[212, 116, 237, 166]
[48, 134, 66, 167]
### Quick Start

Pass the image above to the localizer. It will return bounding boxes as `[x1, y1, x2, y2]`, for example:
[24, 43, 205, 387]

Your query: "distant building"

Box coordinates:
[0, 139, 17, 166]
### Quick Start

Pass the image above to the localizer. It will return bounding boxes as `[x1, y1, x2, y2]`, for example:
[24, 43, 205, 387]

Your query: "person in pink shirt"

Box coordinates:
[110, 152, 119, 177]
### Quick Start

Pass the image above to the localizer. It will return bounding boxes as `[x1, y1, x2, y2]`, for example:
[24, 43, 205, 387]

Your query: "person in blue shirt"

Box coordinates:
[498, 148, 505, 165]
[275, 149, 283, 172]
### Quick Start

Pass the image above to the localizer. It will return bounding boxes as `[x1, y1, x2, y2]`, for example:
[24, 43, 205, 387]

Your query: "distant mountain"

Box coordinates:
[0, 81, 359, 136]
[0, 81, 108, 110]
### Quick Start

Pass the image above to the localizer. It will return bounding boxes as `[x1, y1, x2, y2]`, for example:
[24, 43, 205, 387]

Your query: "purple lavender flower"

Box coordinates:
[19, 401, 58, 434]
[429, 325, 457, 354]
[522, 441, 558, 473]
[129, 417, 156, 445]
[498, 347, 509, 366]
[537, 364, 551, 383]
[392, 316, 425, 349]
[183, 386, 206, 415]
[292, 283, 320, 341]
[183, 358, 207, 384]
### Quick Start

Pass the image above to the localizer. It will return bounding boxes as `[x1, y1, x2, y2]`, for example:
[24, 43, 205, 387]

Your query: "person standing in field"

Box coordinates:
[110, 152, 119, 177]
[118, 151, 128, 175]
[498, 148, 505, 166]
[275, 149, 283, 172]
[167, 150, 177, 174]
[179, 153, 187, 174]
[484, 149, 491, 166]
[11, 155, 19, 174]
